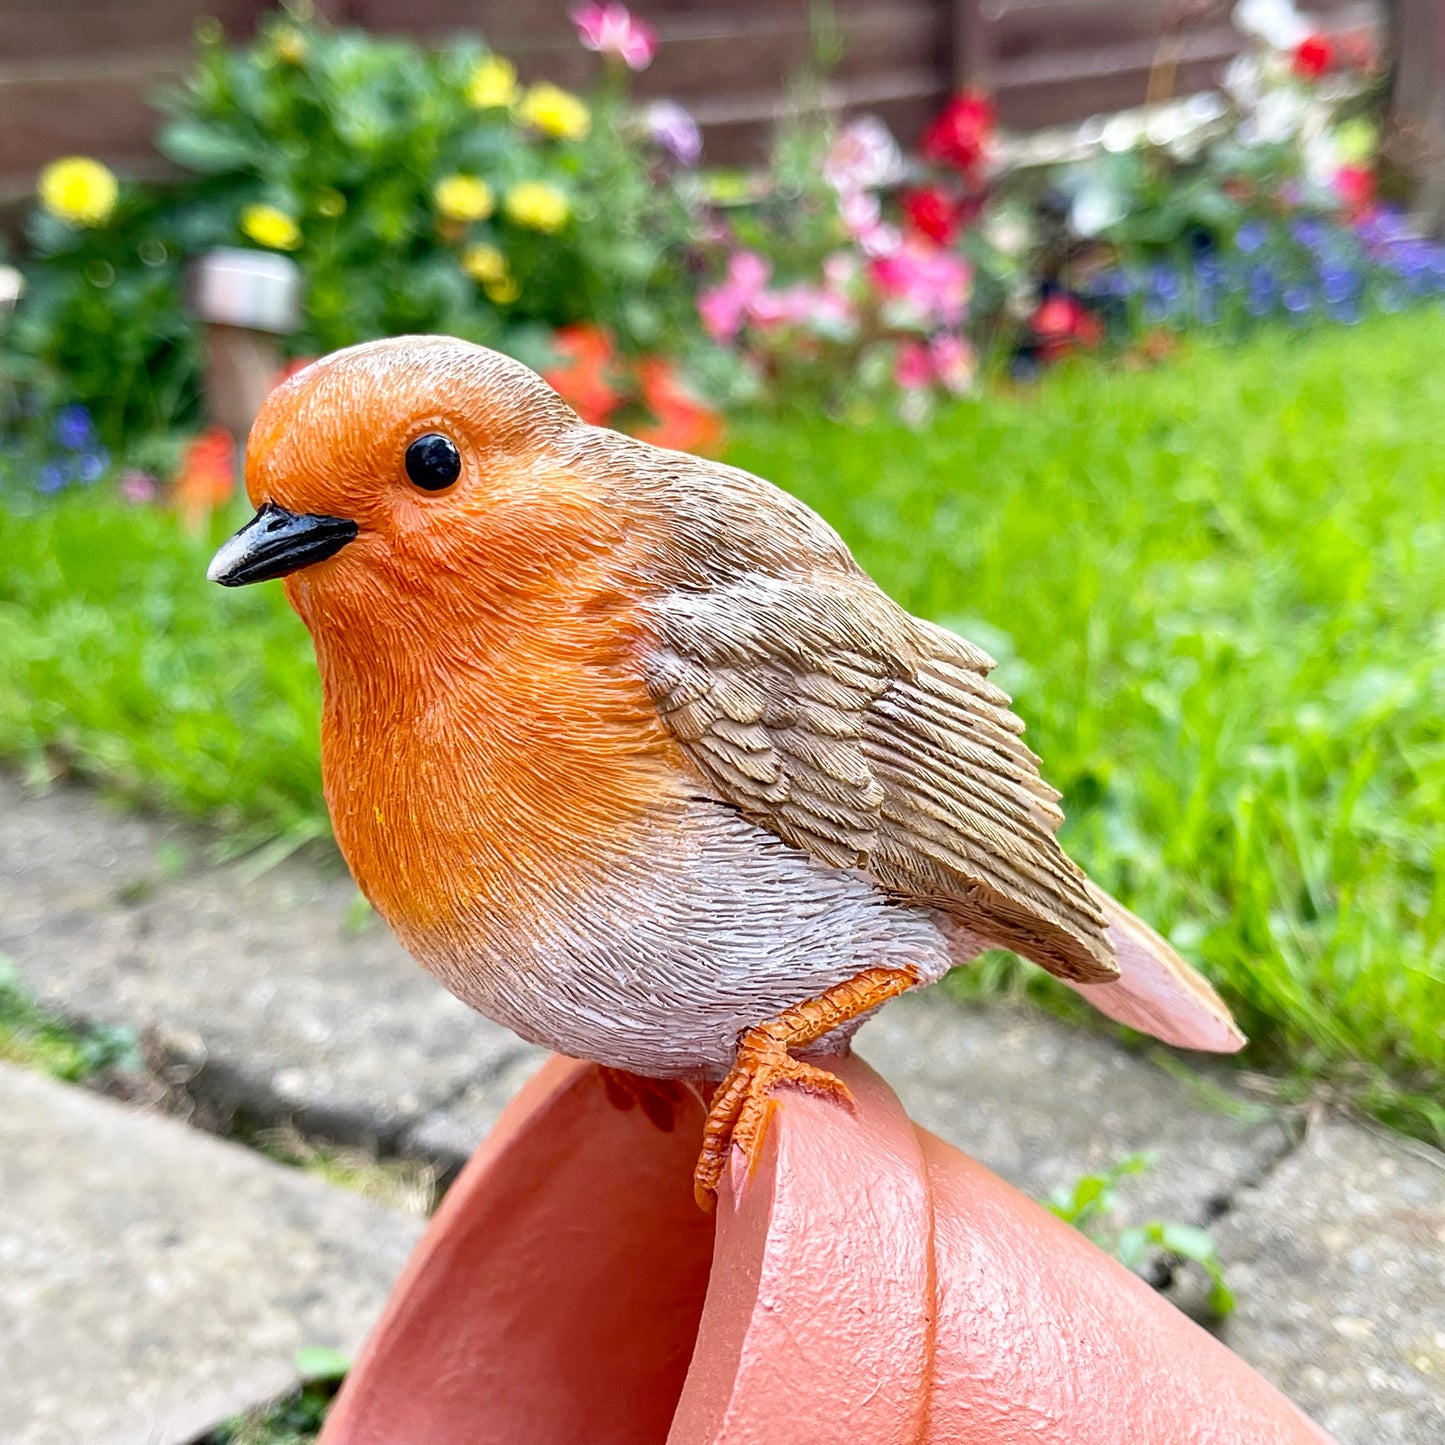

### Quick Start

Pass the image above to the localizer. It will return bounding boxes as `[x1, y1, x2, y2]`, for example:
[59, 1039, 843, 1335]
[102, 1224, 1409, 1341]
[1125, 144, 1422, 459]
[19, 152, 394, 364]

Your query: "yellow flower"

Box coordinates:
[240, 204, 301, 251]
[461, 243, 508, 284]
[315, 188, 346, 218]
[504, 181, 570, 233]
[272, 25, 308, 65]
[38, 157, 118, 228]
[518, 83, 591, 141]
[484, 274, 520, 305]
[467, 54, 518, 109]
[434, 174, 494, 223]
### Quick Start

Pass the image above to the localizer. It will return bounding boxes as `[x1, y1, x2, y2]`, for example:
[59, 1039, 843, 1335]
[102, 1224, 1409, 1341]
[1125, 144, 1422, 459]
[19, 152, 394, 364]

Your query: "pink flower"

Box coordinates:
[697, 251, 771, 342]
[572, 3, 657, 70]
[869, 241, 972, 327]
[894, 340, 933, 391]
[645, 100, 701, 165]
[929, 333, 974, 394]
[118, 469, 159, 504]
[823, 117, 903, 194]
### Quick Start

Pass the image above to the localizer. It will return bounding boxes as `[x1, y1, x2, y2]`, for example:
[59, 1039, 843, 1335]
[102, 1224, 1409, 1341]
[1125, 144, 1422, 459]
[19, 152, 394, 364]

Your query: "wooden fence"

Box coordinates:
[0, 0, 1382, 206]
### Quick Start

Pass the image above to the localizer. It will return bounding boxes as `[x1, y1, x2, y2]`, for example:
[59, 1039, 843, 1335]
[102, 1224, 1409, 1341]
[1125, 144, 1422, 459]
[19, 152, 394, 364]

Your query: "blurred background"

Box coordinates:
[2, 4, 1444, 1442]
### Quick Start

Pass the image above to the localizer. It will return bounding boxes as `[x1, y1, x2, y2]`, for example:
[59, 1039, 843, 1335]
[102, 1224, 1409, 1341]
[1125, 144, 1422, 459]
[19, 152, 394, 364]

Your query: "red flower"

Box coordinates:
[921, 92, 995, 174]
[1029, 294, 1101, 363]
[632, 358, 724, 456]
[174, 425, 236, 532]
[901, 186, 960, 244]
[542, 323, 623, 425]
[1334, 164, 1375, 217]
[1292, 33, 1333, 81]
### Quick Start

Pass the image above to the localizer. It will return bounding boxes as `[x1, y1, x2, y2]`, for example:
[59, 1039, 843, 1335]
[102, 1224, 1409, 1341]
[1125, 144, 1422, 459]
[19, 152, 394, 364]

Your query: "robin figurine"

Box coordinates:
[209, 337, 1243, 1208]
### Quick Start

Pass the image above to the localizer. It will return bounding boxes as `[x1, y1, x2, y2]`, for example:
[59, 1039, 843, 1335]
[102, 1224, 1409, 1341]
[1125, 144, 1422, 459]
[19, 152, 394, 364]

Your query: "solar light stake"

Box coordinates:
[189, 248, 302, 443]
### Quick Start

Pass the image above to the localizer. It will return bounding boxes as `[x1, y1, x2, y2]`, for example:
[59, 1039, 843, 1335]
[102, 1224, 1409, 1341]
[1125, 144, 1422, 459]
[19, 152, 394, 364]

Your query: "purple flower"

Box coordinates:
[36, 463, 68, 494]
[1236, 222, 1268, 255]
[55, 404, 93, 450]
[1283, 285, 1314, 315]
[645, 101, 701, 166]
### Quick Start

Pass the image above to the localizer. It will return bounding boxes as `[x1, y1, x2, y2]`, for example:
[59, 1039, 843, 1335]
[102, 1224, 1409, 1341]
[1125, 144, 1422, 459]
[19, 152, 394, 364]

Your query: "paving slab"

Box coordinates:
[1210, 1121, 1445, 1445]
[0, 1061, 423, 1445]
[854, 990, 1296, 1228]
[0, 775, 531, 1144]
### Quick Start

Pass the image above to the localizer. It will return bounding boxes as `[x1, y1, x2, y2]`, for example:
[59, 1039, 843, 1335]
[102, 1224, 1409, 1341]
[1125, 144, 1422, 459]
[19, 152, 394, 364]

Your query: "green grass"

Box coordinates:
[3, 313, 1443, 1138]
[0, 957, 142, 1081]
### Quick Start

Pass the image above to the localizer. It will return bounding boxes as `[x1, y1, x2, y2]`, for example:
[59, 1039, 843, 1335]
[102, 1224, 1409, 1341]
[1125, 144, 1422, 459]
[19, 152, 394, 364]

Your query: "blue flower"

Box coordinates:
[1237, 221, 1269, 254]
[36, 463, 68, 494]
[54, 404, 94, 451]
[76, 449, 109, 484]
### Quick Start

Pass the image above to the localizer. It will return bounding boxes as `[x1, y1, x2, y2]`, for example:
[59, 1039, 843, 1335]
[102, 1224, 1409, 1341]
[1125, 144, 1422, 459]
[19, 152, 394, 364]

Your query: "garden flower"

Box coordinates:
[118, 469, 159, 505]
[271, 24, 308, 65]
[572, 3, 658, 71]
[1030, 293, 1102, 360]
[542, 323, 622, 424]
[632, 357, 723, 455]
[894, 340, 933, 392]
[901, 187, 960, 245]
[869, 241, 971, 328]
[240, 204, 301, 251]
[468, 54, 518, 109]
[434, 174, 495, 223]
[1334, 164, 1375, 216]
[55, 403, 94, 450]
[485, 274, 520, 305]
[461, 243, 509, 284]
[822, 116, 903, 194]
[1292, 33, 1333, 81]
[38, 156, 118, 228]
[518, 83, 591, 141]
[1233, 0, 1308, 50]
[505, 181, 570, 232]
[697, 250, 770, 342]
[921, 93, 995, 174]
[174, 425, 237, 532]
[645, 100, 702, 166]
[930, 333, 974, 394]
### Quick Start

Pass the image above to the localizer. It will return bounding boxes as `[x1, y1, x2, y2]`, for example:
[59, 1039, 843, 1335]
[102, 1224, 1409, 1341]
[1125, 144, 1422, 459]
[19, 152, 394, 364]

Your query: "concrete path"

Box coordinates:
[0, 1062, 421, 1445]
[2, 774, 1442, 1442]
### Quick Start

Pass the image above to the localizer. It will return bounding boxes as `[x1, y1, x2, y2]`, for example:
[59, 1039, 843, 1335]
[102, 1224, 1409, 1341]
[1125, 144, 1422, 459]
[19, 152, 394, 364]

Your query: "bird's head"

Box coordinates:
[207, 335, 606, 640]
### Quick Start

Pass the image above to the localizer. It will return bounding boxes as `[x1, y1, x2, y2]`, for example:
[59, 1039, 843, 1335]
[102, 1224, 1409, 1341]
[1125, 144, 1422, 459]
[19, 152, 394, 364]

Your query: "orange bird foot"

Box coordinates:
[693, 965, 916, 1210]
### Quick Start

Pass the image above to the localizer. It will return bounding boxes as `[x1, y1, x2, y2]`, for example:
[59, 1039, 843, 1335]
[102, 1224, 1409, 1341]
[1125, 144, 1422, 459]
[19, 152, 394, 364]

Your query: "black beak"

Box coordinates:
[207, 502, 358, 587]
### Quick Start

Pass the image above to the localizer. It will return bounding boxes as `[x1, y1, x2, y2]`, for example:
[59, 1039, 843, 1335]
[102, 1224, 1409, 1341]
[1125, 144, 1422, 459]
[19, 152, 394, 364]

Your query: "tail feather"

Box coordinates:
[1061, 886, 1246, 1053]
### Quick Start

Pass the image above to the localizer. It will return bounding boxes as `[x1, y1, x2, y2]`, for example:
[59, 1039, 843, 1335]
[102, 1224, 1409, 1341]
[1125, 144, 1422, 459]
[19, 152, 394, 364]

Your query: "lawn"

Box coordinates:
[3, 312, 1443, 1138]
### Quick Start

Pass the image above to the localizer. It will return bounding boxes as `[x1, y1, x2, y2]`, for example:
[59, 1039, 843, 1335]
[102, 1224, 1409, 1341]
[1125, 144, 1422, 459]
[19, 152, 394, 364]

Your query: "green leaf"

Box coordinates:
[294, 1345, 351, 1383]
[156, 121, 256, 176]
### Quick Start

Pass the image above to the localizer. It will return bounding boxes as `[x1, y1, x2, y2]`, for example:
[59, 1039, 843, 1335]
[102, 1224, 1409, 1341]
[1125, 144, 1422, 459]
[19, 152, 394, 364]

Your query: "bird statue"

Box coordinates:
[209, 336, 1244, 1209]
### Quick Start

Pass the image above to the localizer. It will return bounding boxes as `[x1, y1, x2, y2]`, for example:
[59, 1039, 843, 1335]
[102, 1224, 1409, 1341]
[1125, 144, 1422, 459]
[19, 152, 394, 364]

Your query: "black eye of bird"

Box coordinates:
[405, 433, 462, 491]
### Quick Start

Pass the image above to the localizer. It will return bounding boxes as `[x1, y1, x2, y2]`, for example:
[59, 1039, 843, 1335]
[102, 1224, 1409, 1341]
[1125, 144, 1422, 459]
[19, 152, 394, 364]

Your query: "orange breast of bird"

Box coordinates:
[286, 462, 686, 962]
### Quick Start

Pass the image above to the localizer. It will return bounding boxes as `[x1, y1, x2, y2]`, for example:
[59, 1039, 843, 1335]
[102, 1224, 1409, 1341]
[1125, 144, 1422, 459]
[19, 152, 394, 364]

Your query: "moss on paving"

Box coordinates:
[2, 313, 1442, 1139]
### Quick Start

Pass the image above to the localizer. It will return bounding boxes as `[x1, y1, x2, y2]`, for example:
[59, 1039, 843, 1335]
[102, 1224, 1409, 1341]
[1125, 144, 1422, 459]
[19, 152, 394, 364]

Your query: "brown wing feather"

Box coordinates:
[639, 576, 1117, 984]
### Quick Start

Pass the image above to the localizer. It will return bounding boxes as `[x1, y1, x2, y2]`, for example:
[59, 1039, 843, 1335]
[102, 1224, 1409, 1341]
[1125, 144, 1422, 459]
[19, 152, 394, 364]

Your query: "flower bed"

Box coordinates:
[2, 0, 1443, 489]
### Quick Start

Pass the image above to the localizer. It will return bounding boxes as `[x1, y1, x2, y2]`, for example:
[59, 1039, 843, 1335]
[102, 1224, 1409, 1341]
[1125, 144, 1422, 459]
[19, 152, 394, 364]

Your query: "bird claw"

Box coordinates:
[693, 1038, 853, 1211]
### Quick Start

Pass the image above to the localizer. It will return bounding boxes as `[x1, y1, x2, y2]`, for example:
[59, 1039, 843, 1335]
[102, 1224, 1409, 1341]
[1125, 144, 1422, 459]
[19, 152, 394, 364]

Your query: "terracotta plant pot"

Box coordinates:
[319, 1055, 1333, 1445]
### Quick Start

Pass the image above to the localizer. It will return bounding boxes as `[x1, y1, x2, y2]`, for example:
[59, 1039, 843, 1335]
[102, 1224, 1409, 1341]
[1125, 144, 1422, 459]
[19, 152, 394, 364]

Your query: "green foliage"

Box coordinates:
[1048, 1155, 1235, 1319]
[201, 1352, 345, 1445]
[0, 957, 142, 1081]
[2, 12, 699, 456]
[1, 313, 1442, 1132]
